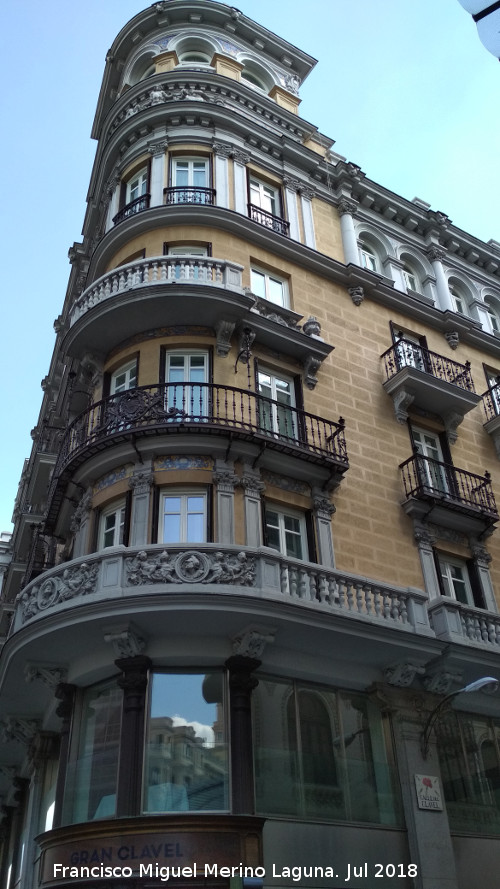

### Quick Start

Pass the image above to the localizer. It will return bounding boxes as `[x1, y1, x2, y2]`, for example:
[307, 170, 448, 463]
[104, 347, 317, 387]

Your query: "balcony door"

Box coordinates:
[257, 368, 296, 440]
[393, 329, 427, 373]
[167, 245, 208, 281]
[170, 158, 210, 203]
[126, 168, 148, 204]
[110, 360, 137, 395]
[249, 177, 279, 217]
[486, 369, 500, 416]
[165, 351, 208, 420]
[412, 428, 449, 494]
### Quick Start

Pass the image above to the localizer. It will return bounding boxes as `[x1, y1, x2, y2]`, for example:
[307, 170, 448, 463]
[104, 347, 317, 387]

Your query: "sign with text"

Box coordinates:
[414, 774, 443, 811]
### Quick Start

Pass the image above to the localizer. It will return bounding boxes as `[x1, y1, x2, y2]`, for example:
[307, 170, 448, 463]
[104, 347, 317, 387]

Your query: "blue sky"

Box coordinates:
[0, 0, 498, 532]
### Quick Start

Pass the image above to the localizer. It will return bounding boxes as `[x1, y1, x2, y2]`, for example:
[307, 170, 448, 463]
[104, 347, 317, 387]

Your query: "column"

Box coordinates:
[381, 684, 459, 889]
[240, 466, 265, 548]
[225, 654, 260, 814]
[105, 174, 121, 232]
[115, 655, 152, 817]
[283, 176, 300, 241]
[300, 187, 316, 248]
[129, 466, 154, 547]
[414, 526, 439, 598]
[52, 683, 76, 828]
[427, 246, 454, 312]
[148, 140, 168, 207]
[312, 491, 336, 568]
[23, 733, 58, 885]
[213, 461, 239, 545]
[213, 142, 231, 208]
[232, 150, 250, 215]
[70, 490, 92, 558]
[338, 197, 360, 265]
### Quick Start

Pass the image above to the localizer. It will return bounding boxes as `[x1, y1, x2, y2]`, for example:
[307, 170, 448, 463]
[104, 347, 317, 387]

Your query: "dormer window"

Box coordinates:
[178, 51, 211, 65]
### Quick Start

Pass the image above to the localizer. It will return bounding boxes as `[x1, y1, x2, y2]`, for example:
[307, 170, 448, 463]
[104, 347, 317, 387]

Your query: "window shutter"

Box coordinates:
[123, 491, 132, 547]
[305, 510, 317, 563]
[120, 180, 127, 209]
[151, 486, 160, 543]
[260, 495, 269, 547]
[467, 558, 486, 609]
[90, 509, 100, 553]
[432, 550, 447, 597]
[207, 485, 213, 543]
[102, 372, 111, 399]
[159, 346, 166, 384]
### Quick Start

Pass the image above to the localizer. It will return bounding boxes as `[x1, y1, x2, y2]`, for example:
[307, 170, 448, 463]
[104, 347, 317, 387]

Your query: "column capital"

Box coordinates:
[426, 244, 446, 263]
[337, 197, 358, 216]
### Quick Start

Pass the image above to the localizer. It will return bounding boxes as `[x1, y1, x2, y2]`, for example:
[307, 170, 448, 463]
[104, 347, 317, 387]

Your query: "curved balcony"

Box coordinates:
[12, 543, 428, 636]
[381, 339, 480, 440]
[112, 193, 150, 225]
[163, 185, 216, 205]
[248, 203, 290, 237]
[399, 453, 498, 534]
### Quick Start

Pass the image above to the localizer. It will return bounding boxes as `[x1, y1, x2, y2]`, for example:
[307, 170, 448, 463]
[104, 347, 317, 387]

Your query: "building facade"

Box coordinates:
[1, 3, 500, 888]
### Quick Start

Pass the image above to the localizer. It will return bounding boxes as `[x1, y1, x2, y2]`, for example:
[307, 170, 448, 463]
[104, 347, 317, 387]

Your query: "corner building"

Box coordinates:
[1, 3, 500, 888]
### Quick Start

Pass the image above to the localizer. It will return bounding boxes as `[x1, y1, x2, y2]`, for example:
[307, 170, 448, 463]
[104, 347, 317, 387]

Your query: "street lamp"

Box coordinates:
[420, 676, 499, 759]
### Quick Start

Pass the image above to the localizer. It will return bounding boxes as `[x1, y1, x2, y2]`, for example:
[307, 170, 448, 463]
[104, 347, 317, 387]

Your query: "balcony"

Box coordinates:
[482, 382, 500, 458]
[12, 544, 428, 636]
[399, 453, 498, 535]
[381, 339, 480, 440]
[248, 203, 290, 237]
[428, 597, 500, 649]
[113, 193, 150, 225]
[164, 186, 216, 205]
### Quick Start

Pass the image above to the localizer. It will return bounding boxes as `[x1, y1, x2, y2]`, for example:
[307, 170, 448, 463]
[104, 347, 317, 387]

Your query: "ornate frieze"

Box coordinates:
[93, 464, 133, 494]
[154, 455, 213, 471]
[261, 470, 310, 495]
[125, 549, 256, 587]
[17, 562, 99, 623]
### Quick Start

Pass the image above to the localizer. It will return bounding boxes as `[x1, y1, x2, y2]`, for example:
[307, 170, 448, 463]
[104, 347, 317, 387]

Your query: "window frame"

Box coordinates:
[98, 498, 127, 550]
[158, 488, 209, 545]
[248, 175, 281, 218]
[170, 156, 210, 189]
[109, 359, 138, 395]
[359, 244, 378, 272]
[263, 502, 308, 561]
[250, 266, 289, 307]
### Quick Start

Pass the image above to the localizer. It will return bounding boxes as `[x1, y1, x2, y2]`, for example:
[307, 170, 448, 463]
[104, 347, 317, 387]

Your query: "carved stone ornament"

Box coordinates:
[240, 471, 265, 498]
[300, 186, 315, 201]
[253, 300, 300, 330]
[303, 355, 321, 390]
[302, 316, 321, 337]
[443, 410, 464, 445]
[215, 319, 235, 356]
[470, 542, 492, 566]
[232, 149, 250, 165]
[80, 353, 103, 388]
[24, 664, 67, 689]
[384, 663, 425, 688]
[426, 244, 446, 263]
[312, 494, 336, 519]
[282, 72, 300, 95]
[413, 525, 437, 548]
[126, 549, 256, 587]
[445, 330, 459, 350]
[17, 562, 99, 623]
[348, 286, 364, 306]
[423, 670, 463, 696]
[104, 626, 146, 658]
[69, 491, 92, 533]
[212, 141, 233, 158]
[392, 388, 415, 424]
[2, 717, 40, 746]
[338, 197, 358, 217]
[212, 470, 239, 493]
[129, 469, 154, 494]
[232, 627, 276, 659]
[282, 175, 301, 193]
[147, 138, 168, 155]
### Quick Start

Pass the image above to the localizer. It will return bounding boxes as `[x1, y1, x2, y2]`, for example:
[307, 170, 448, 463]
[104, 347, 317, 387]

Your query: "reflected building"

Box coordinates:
[1, 2, 500, 888]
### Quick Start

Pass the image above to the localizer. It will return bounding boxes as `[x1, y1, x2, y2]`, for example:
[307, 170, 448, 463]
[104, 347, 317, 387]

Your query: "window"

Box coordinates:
[110, 359, 137, 394]
[485, 299, 500, 333]
[160, 491, 207, 544]
[114, 167, 150, 223]
[178, 51, 211, 64]
[264, 505, 306, 560]
[393, 328, 427, 372]
[143, 672, 228, 812]
[99, 500, 126, 549]
[438, 556, 473, 604]
[164, 351, 208, 419]
[436, 710, 500, 835]
[257, 368, 296, 439]
[412, 427, 450, 494]
[63, 682, 122, 824]
[450, 284, 467, 315]
[249, 177, 279, 217]
[402, 263, 420, 293]
[359, 243, 378, 271]
[485, 368, 500, 415]
[250, 267, 288, 307]
[126, 167, 148, 204]
[165, 244, 209, 281]
[168, 157, 212, 204]
[253, 678, 402, 824]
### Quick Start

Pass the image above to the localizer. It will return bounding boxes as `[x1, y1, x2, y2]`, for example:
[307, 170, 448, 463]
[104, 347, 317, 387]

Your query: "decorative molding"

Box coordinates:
[232, 626, 276, 659]
[232, 149, 250, 165]
[215, 319, 235, 356]
[302, 316, 321, 337]
[147, 137, 168, 155]
[212, 141, 233, 158]
[426, 245, 446, 263]
[303, 355, 321, 390]
[212, 469, 240, 493]
[413, 525, 437, 548]
[300, 186, 315, 201]
[93, 464, 133, 494]
[240, 471, 265, 498]
[69, 491, 92, 533]
[24, 664, 67, 689]
[442, 410, 464, 445]
[422, 670, 463, 695]
[470, 542, 493, 566]
[445, 330, 460, 349]
[17, 562, 99, 622]
[253, 299, 300, 330]
[282, 175, 301, 193]
[338, 197, 358, 217]
[312, 494, 336, 519]
[125, 549, 256, 587]
[392, 387, 415, 423]
[2, 717, 40, 746]
[384, 663, 425, 688]
[154, 455, 213, 471]
[129, 469, 154, 494]
[104, 625, 146, 658]
[348, 285, 364, 306]
[261, 470, 310, 495]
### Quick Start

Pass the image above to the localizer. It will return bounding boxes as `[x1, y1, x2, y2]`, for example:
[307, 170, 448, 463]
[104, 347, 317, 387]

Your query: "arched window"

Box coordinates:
[449, 283, 468, 316]
[178, 50, 211, 65]
[240, 61, 272, 93]
[485, 298, 500, 333]
[359, 242, 378, 272]
[402, 262, 420, 293]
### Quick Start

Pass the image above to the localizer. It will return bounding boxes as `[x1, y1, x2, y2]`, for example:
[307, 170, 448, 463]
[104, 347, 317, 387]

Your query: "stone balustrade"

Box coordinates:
[428, 597, 500, 647]
[70, 255, 244, 326]
[13, 544, 431, 637]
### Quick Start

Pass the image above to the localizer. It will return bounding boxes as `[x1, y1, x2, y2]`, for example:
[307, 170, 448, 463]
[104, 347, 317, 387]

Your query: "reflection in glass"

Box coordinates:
[143, 672, 228, 812]
[253, 677, 402, 825]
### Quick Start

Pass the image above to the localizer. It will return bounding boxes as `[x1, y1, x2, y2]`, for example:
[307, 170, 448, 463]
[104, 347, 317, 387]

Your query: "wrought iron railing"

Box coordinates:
[164, 186, 215, 205]
[482, 383, 500, 422]
[399, 454, 498, 518]
[113, 193, 151, 225]
[52, 383, 348, 478]
[70, 255, 244, 325]
[248, 203, 290, 236]
[381, 339, 475, 392]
